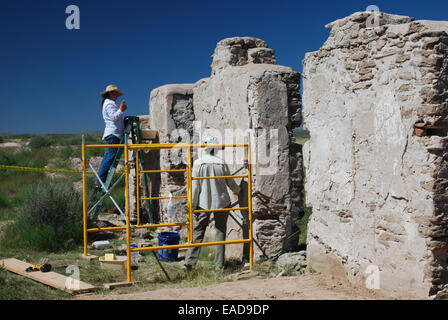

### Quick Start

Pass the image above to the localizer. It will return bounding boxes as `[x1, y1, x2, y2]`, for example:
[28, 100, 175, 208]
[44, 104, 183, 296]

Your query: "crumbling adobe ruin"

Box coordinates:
[130, 11, 448, 299]
[303, 12, 448, 299]
[133, 37, 303, 260]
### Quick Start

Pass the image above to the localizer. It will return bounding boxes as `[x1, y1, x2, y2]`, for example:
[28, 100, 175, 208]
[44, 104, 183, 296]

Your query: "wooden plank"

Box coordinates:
[80, 254, 98, 261]
[140, 129, 158, 140]
[103, 281, 135, 290]
[0, 258, 97, 294]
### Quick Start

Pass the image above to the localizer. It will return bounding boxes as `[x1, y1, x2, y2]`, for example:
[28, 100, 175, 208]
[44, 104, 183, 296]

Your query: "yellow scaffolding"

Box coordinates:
[82, 140, 253, 283]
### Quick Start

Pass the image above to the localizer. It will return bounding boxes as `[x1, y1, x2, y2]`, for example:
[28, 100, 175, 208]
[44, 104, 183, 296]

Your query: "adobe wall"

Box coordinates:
[302, 11, 448, 299]
[141, 37, 303, 259]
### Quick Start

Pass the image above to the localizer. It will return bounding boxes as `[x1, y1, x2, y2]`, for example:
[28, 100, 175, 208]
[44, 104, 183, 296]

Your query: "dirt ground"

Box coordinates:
[76, 272, 389, 300]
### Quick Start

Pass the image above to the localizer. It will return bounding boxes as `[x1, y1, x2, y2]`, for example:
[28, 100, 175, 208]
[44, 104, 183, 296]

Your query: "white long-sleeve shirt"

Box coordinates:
[102, 98, 124, 140]
[191, 153, 240, 210]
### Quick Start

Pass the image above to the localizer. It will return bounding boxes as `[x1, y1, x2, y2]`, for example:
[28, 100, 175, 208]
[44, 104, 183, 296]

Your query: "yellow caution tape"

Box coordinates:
[0, 165, 125, 175]
[0, 164, 124, 174]
[0, 164, 92, 174]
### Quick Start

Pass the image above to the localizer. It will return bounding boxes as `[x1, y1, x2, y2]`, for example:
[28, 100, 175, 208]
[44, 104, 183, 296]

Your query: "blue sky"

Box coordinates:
[1, 0, 447, 134]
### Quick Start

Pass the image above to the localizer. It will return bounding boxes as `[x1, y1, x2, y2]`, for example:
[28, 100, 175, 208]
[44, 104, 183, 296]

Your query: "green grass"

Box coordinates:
[297, 205, 312, 247]
[0, 146, 57, 168]
[0, 191, 9, 208]
[293, 127, 312, 248]
[293, 128, 310, 145]
[0, 268, 72, 300]
[295, 170, 312, 248]
[60, 145, 78, 159]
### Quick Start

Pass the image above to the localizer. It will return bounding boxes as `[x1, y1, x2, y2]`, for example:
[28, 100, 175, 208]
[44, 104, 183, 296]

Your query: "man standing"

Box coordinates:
[184, 136, 240, 270]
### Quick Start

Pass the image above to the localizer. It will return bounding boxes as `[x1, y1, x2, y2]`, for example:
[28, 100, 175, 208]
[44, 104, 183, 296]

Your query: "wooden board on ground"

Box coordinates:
[80, 254, 98, 261]
[103, 281, 135, 290]
[0, 258, 97, 294]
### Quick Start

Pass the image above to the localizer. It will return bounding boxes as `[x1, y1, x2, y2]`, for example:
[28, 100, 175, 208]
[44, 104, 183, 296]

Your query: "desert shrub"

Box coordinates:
[29, 135, 52, 149]
[0, 149, 17, 166]
[60, 145, 76, 159]
[0, 191, 9, 208]
[51, 134, 81, 146]
[103, 185, 126, 211]
[2, 180, 83, 251]
[84, 132, 103, 144]
[85, 173, 125, 211]
[49, 134, 76, 146]
[51, 132, 102, 146]
[0, 147, 53, 169]
[86, 147, 105, 158]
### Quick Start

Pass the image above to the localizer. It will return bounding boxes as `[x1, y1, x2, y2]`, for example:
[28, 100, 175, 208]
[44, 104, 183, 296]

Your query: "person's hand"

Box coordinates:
[120, 100, 127, 112]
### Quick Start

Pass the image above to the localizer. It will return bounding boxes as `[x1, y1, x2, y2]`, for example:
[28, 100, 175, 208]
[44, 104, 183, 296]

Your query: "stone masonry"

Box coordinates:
[139, 37, 303, 260]
[303, 12, 448, 299]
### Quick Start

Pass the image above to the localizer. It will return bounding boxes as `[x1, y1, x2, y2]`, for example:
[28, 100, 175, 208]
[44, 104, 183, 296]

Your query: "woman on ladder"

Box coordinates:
[97, 84, 127, 187]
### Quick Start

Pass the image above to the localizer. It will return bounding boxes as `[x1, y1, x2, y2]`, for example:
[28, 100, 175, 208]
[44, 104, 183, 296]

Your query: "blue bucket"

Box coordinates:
[157, 232, 180, 262]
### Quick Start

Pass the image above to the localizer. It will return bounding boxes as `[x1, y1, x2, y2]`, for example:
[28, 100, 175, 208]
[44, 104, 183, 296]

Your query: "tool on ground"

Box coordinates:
[90, 116, 153, 222]
[25, 263, 52, 273]
[227, 207, 270, 260]
[151, 251, 171, 281]
[231, 165, 246, 176]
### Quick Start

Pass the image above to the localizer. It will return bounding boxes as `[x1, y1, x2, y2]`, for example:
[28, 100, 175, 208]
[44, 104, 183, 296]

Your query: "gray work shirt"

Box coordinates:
[192, 153, 240, 210]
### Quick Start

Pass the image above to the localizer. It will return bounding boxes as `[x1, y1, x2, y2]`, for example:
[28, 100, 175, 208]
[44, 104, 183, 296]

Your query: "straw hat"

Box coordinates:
[100, 84, 123, 97]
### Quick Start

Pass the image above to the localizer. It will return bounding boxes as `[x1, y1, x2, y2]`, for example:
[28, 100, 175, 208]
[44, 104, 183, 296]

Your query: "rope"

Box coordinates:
[0, 164, 123, 175]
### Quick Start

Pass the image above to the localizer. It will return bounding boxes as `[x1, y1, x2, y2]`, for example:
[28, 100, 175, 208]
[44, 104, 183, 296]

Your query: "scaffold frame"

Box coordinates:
[81, 137, 253, 283]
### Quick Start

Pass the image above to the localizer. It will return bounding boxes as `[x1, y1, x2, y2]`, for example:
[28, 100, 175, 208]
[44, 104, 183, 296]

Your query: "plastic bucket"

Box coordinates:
[157, 231, 180, 262]
[130, 244, 139, 264]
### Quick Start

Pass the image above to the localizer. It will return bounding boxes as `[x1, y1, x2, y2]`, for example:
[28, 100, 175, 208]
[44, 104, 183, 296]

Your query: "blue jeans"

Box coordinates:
[98, 134, 121, 183]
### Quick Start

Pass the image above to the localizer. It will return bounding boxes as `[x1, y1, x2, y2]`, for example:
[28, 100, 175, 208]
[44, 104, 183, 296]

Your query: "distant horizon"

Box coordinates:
[1, 0, 447, 134]
[2, 126, 311, 137]
[2, 131, 103, 137]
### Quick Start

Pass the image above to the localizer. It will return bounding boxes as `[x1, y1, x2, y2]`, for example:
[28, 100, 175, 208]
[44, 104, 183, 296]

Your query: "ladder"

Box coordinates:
[91, 116, 154, 223]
